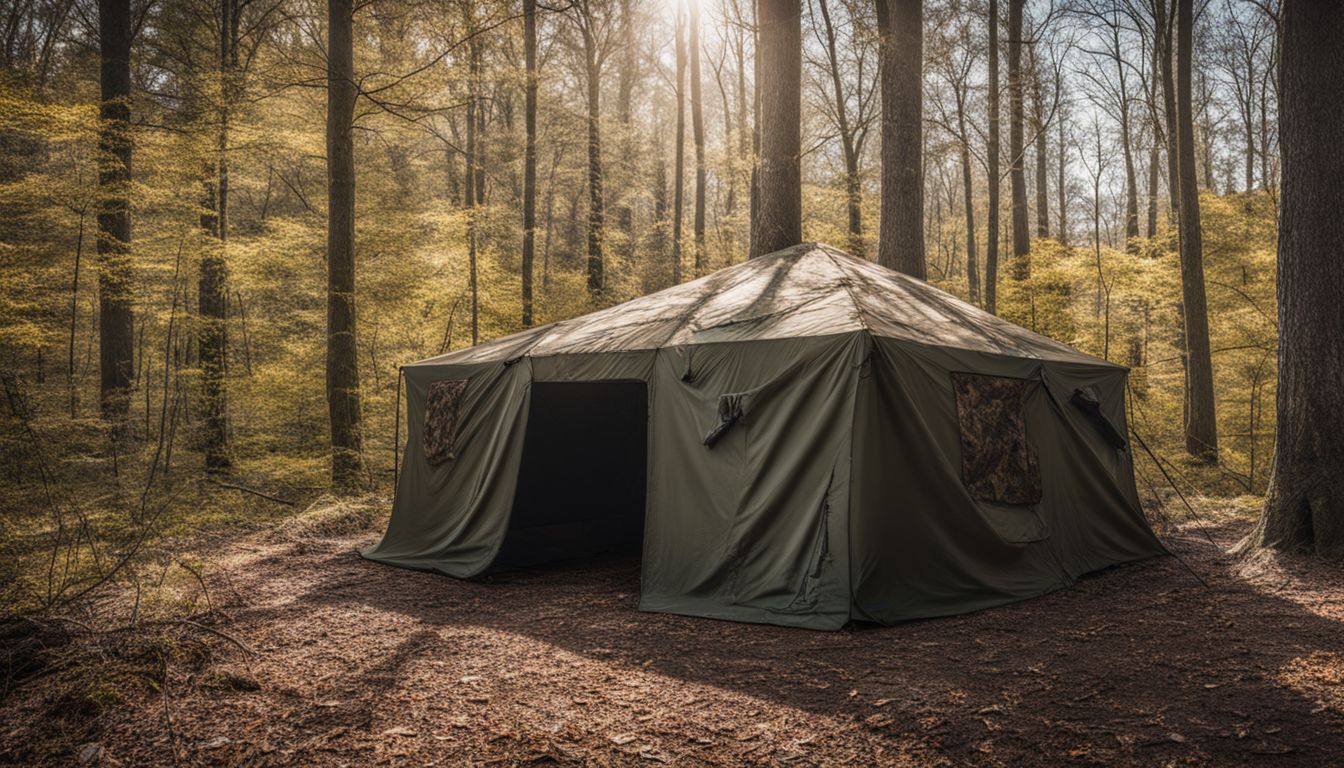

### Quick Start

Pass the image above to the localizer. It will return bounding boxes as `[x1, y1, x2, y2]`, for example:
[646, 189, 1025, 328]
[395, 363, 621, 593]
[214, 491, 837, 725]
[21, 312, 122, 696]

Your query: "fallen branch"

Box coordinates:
[164, 618, 257, 656]
[205, 478, 295, 506]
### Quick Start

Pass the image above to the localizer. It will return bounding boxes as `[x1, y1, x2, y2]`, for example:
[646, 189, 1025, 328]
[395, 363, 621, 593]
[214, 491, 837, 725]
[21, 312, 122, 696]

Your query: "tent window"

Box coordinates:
[424, 378, 468, 465]
[951, 373, 1042, 505]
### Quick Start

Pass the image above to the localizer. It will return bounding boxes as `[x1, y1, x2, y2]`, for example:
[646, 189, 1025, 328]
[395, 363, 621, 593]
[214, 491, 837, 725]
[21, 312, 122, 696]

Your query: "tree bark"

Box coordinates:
[199, 0, 236, 470]
[986, 0, 1000, 311]
[1113, 19, 1139, 249]
[96, 0, 134, 424]
[689, 0, 707, 276]
[615, 0, 635, 241]
[1156, 0, 1180, 214]
[753, 0, 801, 257]
[464, 28, 479, 344]
[1006, 0, 1029, 277]
[1030, 42, 1048, 238]
[875, 0, 923, 277]
[1175, 0, 1218, 462]
[672, 7, 686, 280]
[582, 17, 605, 292]
[1147, 31, 1161, 237]
[326, 0, 364, 489]
[1056, 107, 1067, 246]
[521, 0, 537, 327]
[1244, 0, 1344, 557]
[957, 89, 978, 303]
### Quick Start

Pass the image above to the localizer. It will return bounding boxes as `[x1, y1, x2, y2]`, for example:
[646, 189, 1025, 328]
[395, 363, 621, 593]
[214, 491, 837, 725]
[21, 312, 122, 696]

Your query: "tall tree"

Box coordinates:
[874, 0, 923, 277]
[1215, 0, 1274, 193]
[1056, 102, 1068, 246]
[521, 0, 538, 326]
[1074, 3, 1139, 248]
[1006, 0, 1029, 276]
[1156, 0, 1179, 213]
[464, 16, 480, 344]
[614, 0, 636, 240]
[672, 4, 686, 280]
[570, 0, 610, 292]
[1175, 0, 1217, 462]
[811, 0, 875, 257]
[198, 0, 243, 470]
[326, 0, 364, 489]
[96, 0, 134, 423]
[1145, 25, 1161, 237]
[1029, 40, 1048, 239]
[986, 0, 1000, 311]
[752, 0, 801, 256]
[689, 0, 707, 275]
[1243, 0, 1344, 557]
[930, 16, 978, 301]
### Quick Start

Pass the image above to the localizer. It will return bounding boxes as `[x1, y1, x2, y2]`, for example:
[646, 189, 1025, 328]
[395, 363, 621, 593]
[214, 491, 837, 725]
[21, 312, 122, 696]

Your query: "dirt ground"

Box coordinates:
[4, 517, 1343, 767]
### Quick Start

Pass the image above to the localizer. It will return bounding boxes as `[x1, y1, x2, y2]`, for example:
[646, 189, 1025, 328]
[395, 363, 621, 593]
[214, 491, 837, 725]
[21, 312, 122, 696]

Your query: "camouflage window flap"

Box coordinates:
[950, 373, 1042, 505]
[424, 378, 469, 465]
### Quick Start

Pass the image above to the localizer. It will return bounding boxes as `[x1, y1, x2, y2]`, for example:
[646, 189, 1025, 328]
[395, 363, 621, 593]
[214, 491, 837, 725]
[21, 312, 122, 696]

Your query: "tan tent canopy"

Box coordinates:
[364, 243, 1164, 629]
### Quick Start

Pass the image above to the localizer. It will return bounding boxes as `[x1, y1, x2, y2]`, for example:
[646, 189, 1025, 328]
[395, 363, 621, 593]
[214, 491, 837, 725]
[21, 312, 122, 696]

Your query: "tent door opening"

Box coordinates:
[493, 380, 649, 570]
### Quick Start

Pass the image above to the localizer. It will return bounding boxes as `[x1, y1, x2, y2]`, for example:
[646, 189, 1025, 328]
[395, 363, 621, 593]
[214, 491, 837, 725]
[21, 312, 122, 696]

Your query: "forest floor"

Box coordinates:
[3, 509, 1343, 767]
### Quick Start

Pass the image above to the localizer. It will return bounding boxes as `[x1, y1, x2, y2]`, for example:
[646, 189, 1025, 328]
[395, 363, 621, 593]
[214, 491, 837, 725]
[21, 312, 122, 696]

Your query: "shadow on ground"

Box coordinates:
[282, 519, 1344, 765]
[17, 520, 1341, 767]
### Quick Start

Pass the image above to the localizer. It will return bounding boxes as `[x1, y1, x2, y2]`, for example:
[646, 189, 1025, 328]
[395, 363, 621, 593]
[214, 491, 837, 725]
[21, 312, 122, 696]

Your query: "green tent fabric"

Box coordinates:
[363, 243, 1165, 629]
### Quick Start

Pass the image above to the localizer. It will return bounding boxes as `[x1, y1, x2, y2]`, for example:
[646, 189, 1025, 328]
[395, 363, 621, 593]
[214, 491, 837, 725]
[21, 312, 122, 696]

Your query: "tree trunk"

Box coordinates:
[464, 32, 479, 344]
[1033, 107, 1048, 239]
[96, 0, 134, 424]
[1006, 0, 1029, 277]
[1030, 43, 1048, 238]
[1157, 0, 1179, 213]
[1244, 0, 1344, 557]
[817, 0, 863, 257]
[735, 25, 750, 220]
[583, 27, 605, 293]
[1057, 109, 1067, 246]
[615, 0, 635, 241]
[986, 0, 1000, 311]
[1120, 103, 1139, 248]
[521, 0, 537, 327]
[326, 0, 364, 489]
[672, 8, 686, 281]
[1244, 86, 1256, 192]
[957, 93, 979, 303]
[199, 0, 236, 470]
[752, 0, 801, 257]
[875, 0, 923, 277]
[1175, 0, 1217, 462]
[1147, 34, 1161, 237]
[689, 0, 707, 276]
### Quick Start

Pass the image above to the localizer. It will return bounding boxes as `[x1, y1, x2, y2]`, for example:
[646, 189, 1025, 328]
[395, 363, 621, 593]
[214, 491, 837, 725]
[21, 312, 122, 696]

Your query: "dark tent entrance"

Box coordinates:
[493, 381, 649, 570]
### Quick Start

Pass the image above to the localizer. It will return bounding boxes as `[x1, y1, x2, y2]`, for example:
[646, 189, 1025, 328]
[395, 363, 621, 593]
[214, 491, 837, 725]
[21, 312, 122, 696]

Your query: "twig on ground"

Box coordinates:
[205, 478, 296, 506]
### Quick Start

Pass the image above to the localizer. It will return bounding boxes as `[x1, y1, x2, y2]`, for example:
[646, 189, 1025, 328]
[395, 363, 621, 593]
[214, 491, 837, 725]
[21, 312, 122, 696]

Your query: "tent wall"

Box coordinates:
[638, 333, 864, 630]
[849, 338, 1165, 624]
[361, 359, 533, 576]
[364, 335, 864, 630]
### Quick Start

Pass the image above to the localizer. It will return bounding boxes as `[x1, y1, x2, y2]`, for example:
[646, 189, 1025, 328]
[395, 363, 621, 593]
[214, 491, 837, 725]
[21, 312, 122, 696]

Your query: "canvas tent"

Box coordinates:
[363, 243, 1164, 629]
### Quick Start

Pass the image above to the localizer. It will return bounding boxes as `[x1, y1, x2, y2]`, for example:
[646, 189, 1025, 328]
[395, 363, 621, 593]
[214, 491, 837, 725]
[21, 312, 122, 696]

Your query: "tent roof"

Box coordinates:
[410, 243, 1113, 368]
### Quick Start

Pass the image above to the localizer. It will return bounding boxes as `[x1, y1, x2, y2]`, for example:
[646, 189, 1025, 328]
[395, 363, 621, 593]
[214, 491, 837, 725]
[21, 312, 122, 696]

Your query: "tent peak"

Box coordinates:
[408, 242, 1113, 368]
